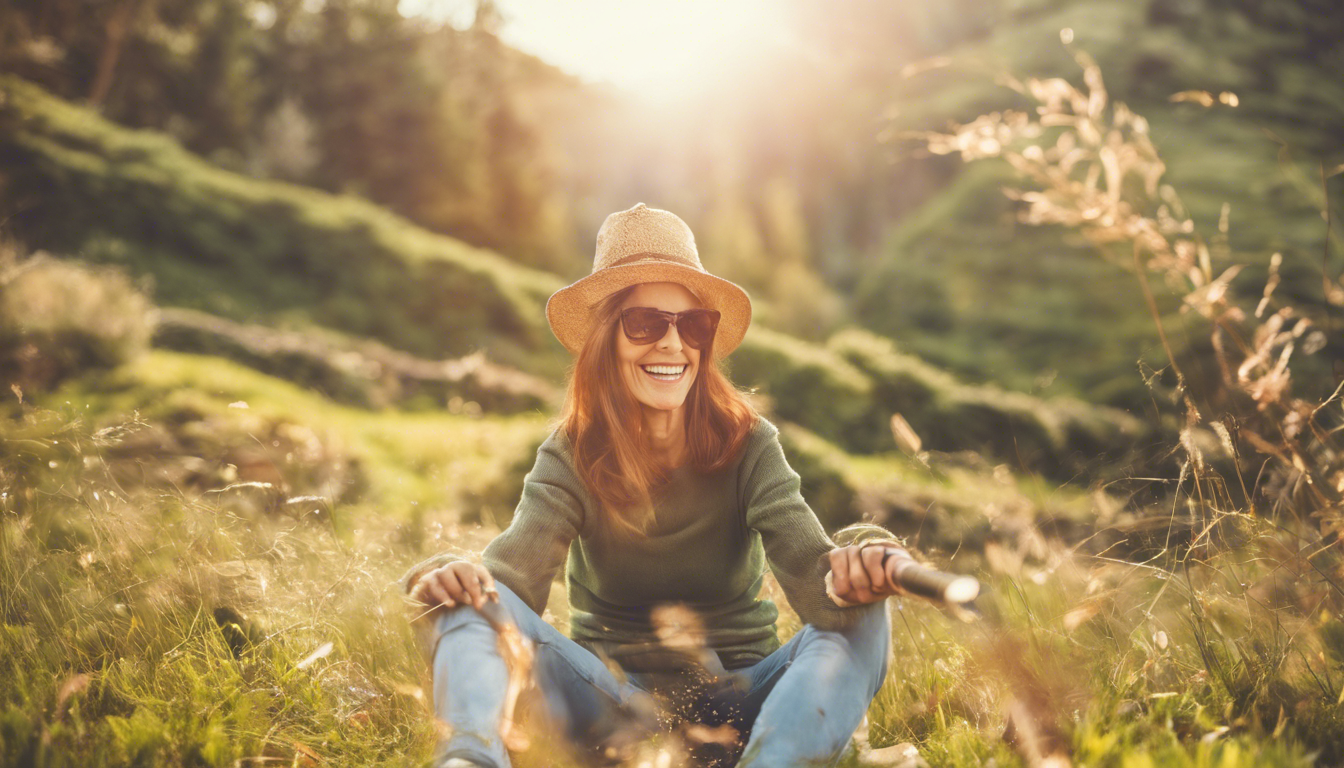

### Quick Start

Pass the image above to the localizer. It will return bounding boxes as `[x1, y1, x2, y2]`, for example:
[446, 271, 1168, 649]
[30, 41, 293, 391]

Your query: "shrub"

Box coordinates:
[0, 252, 155, 394]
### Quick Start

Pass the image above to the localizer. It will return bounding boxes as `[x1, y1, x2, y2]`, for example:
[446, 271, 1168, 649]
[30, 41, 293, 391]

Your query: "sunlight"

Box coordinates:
[401, 0, 796, 104]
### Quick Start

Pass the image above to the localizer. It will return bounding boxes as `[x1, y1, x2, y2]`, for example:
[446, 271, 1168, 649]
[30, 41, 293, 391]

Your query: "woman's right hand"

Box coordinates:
[409, 561, 497, 610]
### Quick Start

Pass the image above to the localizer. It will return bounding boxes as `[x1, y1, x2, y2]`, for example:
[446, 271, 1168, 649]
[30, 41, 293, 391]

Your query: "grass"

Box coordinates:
[6, 371, 1338, 766]
[9, 337, 1321, 768]
[867, 524, 1334, 768]
[47, 349, 552, 518]
[1, 406, 447, 767]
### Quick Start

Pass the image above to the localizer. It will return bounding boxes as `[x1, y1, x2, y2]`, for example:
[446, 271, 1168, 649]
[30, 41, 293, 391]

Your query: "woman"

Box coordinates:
[405, 203, 909, 768]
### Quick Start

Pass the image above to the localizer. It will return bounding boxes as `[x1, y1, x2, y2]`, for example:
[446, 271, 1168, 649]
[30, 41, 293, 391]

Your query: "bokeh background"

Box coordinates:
[2, 1, 1344, 766]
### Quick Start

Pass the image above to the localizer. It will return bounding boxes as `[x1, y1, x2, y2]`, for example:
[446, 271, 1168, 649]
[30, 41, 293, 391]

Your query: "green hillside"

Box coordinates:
[0, 75, 566, 376]
[0, 76, 1160, 479]
[852, 0, 1344, 407]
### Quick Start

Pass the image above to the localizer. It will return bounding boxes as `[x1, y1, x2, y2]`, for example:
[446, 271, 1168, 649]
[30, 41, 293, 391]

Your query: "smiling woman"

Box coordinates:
[546, 204, 756, 522]
[404, 203, 910, 768]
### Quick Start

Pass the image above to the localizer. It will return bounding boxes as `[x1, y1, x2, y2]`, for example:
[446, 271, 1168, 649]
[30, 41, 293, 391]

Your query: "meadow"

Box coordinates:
[3, 4, 1344, 765]
[4, 359, 1338, 767]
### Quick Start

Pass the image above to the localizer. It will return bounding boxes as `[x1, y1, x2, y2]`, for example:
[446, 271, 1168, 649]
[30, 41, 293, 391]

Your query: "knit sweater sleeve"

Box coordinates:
[478, 429, 587, 615]
[740, 419, 891, 631]
[397, 429, 585, 615]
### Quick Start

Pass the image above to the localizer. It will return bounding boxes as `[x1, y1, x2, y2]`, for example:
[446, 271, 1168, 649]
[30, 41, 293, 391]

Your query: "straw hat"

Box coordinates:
[546, 203, 752, 360]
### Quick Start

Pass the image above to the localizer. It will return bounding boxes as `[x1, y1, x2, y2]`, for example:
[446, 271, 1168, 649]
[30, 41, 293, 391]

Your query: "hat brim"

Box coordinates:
[546, 260, 752, 361]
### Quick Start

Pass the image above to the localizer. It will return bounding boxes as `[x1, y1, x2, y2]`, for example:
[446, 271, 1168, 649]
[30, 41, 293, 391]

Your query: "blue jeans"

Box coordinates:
[429, 582, 891, 768]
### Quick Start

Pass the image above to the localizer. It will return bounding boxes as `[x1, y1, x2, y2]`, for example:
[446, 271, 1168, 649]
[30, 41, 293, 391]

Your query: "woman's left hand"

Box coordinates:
[828, 544, 911, 605]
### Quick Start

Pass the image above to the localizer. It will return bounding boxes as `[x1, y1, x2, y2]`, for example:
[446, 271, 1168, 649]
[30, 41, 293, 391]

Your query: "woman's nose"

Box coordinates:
[656, 323, 683, 352]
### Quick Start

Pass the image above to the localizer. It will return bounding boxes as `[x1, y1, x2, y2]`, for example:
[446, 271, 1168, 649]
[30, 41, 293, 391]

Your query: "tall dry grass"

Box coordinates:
[908, 35, 1343, 531]
[862, 35, 1344, 767]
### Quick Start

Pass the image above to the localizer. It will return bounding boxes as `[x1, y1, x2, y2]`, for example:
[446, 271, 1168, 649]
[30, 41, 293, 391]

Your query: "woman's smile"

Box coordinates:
[640, 363, 688, 382]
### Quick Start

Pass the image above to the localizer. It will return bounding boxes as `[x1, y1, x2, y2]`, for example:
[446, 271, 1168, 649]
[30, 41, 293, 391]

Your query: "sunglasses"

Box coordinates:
[619, 307, 720, 350]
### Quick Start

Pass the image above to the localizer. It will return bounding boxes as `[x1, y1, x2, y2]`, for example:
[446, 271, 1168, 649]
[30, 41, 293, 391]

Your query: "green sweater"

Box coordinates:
[404, 417, 892, 670]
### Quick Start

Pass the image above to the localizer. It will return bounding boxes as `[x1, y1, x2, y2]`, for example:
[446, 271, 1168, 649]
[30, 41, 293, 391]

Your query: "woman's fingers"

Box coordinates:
[829, 548, 852, 599]
[846, 546, 873, 603]
[831, 545, 884, 603]
[425, 574, 457, 608]
[450, 563, 485, 608]
[409, 562, 499, 612]
[439, 565, 470, 605]
[474, 564, 498, 602]
[861, 545, 889, 594]
[830, 544, 916, 604]
[409, 571, 454, 609]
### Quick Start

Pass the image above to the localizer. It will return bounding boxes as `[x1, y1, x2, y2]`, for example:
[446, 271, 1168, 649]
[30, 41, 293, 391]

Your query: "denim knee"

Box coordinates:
[431, 581, 530, 650]
[841, 600, 891, 694]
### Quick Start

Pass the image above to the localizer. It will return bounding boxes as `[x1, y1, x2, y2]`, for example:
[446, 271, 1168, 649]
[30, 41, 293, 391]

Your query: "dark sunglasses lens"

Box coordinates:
[679, 310, 719, 349]
[622, 309, 670, 344]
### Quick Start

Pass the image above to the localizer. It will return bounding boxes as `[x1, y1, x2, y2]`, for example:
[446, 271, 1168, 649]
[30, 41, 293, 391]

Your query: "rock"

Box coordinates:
[861, 742, 927, 768]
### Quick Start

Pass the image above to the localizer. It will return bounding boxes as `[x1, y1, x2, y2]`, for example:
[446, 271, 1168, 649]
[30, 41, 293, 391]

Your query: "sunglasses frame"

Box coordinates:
[619, 307, 721, 350]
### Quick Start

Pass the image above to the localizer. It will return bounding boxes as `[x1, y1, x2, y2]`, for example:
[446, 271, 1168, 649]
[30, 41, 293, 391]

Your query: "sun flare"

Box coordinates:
[401, 0, 796, 104]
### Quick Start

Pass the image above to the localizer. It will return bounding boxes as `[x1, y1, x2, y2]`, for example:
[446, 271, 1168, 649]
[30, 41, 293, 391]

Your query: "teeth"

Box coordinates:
[642, 364, 686, 375]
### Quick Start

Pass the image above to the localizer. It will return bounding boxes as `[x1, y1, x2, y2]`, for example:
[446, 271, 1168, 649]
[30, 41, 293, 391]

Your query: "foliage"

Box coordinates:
[0, 0, 582, 271]
[4, 3, 1344, 763]
[0, 250, 155, 394]
[0, 70, 1157, 477]
[5, 0, 1340, 405]
[0, 71, 1158, 473]
[0, 75, 568, 374]
[730, 325, 1157, 482]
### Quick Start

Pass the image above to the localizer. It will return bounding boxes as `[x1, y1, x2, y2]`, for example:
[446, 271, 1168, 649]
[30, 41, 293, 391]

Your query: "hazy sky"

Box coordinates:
[399, 0, 797, 102]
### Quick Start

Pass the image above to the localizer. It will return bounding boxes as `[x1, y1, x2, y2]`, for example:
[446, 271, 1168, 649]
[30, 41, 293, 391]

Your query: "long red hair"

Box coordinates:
[560, 285, 758, 533]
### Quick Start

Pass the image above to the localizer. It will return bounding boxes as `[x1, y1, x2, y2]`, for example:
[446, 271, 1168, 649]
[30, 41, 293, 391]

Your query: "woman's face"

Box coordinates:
[616, 282, 704, 416]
